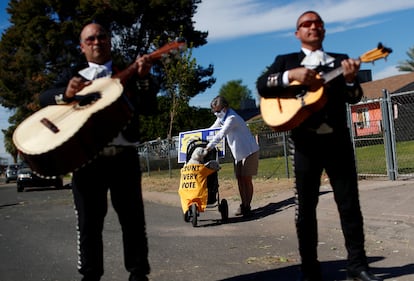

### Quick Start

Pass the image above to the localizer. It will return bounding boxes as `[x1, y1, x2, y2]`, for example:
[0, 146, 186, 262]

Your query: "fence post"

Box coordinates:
[346, 103, 358, 170]
[144, 142, 151, 176]
[381, 89, 397, 180]
[167, 139, 172, 178]
[282, 132, 290, 179]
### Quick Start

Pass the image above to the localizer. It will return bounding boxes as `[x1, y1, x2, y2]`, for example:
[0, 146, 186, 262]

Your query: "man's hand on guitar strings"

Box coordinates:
[289, 67, 324, 88]
[65, 77, 92, 100]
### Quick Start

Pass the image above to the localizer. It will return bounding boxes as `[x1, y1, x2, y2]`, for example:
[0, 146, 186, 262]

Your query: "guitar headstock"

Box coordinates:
[360, 42, 392, 63]
[148, 40, 186, 61]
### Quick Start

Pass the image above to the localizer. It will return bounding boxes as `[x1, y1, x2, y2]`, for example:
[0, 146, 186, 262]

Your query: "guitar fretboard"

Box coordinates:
[322, 67, 344, 84]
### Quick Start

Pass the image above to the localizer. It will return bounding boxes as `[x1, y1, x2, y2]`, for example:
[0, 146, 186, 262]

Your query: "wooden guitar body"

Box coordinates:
[13, 78, 130, 177]
[260, 83, 326, 131]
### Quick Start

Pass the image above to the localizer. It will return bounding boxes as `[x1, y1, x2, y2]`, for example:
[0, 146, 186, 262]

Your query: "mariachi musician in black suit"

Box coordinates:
[40, 23, 158, 281]
[257, 11, 382, 281]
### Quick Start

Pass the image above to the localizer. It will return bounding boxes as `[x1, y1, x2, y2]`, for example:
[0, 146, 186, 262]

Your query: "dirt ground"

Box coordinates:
[141, 175, 296, 205]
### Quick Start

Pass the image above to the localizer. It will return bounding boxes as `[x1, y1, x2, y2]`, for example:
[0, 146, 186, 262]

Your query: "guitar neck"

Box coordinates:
[321, 43, 392, 85]
[112, 63, 138, 85]
[112, 41, 185, 85]
[321, 57, 363, 84]
[322, 66, 344, 84]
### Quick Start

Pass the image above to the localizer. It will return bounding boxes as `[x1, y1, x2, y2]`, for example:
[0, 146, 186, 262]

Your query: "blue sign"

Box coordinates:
[178, 128, 225, 163]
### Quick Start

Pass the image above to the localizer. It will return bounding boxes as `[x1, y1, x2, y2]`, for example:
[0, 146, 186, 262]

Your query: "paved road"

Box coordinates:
[0, 178, 414, 281]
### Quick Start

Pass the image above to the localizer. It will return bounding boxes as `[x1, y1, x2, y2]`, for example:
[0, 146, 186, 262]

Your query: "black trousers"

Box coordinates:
[72, 148, 149, 279]
[291, 130, 368, 275]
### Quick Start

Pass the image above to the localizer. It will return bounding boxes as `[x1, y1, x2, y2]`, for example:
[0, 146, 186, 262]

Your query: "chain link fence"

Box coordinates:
[138, 90, 414, 181]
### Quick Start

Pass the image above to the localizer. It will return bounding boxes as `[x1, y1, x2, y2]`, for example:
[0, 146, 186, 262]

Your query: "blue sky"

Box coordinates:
[191, 0, 414, 107]
[1, 0, 414, 161]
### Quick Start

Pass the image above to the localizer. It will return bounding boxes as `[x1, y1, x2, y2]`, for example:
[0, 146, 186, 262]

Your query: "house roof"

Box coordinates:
[361, 72, 414, 99]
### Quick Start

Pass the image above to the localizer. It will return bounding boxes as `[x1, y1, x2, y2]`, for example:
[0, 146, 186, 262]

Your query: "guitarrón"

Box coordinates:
[13, 41, 185, 177]
[260, 43, 392, 132]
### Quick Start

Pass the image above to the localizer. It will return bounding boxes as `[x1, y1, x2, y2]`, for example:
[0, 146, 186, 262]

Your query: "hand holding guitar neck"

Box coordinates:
[112, 54, 152, 85]
[136, 54, 153, 78]
[113, 41, 185, 85]
[341, 57, 361, 84]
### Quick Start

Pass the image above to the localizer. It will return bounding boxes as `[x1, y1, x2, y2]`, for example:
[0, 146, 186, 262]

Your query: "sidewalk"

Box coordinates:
[317, 179, 414, 281]
[143, 178, 414, 281]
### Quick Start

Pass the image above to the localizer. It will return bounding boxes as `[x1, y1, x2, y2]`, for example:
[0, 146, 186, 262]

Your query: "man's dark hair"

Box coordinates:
[210, 96, 229, 109]
[296, 10, 323, 29]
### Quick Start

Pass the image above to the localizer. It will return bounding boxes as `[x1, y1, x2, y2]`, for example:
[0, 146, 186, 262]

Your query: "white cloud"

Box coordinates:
[373, 65, 401, 80]
[194, 0, 414, 41]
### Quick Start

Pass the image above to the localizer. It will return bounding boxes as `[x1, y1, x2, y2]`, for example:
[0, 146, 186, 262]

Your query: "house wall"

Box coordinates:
[351, 102, 382, 136]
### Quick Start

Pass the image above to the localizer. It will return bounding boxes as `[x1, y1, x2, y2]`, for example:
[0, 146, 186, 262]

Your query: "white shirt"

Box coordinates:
[207, 108, 259, 162]
[78, 61, 113, 80]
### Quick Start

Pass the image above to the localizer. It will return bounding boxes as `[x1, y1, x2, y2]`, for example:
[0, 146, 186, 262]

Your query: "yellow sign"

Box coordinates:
[178, 163, 216, 213]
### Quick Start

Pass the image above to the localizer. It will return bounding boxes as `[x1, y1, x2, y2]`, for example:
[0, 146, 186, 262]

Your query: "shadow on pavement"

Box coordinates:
[218, 256, 414, 281]
[196, 196, 296, 227]
[197, 190, 333, 228]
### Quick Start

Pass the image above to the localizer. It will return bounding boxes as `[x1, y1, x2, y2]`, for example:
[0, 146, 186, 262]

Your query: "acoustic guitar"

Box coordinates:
[13, 41, 185, 177]
[260, 43, 392, 132]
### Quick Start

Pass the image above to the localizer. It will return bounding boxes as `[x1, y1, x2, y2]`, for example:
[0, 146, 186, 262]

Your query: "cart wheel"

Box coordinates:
[191, 203, 198, 227]
[184, 210, 190, 222]
[219, 199, 229, 222]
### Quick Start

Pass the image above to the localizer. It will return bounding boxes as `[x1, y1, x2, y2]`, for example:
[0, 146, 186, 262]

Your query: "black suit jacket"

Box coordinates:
[256, 51, 363, 133]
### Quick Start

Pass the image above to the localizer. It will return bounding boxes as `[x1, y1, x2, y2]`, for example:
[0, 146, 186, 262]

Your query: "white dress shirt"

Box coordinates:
[207, 108, 259, 162]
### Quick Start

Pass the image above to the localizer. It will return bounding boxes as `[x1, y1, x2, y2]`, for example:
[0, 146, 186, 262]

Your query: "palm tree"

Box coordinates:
[397, 46, 414, 72]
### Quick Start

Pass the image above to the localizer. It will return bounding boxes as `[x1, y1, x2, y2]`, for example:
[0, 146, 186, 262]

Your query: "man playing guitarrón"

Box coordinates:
[257, 10, 382, 281]
[40, 23, 158, 281]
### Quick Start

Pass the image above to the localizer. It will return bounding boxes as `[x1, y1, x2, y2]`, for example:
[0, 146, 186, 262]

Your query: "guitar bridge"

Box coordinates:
[41, 118, 59, 133]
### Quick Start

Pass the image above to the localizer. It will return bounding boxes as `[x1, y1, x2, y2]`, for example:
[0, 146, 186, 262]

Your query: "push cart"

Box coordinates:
[178, 139, 228, 227]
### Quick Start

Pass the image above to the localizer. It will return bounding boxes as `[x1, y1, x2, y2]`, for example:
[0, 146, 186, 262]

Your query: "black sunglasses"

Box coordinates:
[297, 20, 324, 29]
[83, 34, 108, 44]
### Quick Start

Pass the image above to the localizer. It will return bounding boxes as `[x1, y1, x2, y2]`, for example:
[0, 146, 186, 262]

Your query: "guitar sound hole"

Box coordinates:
[77, 92, 102, 108]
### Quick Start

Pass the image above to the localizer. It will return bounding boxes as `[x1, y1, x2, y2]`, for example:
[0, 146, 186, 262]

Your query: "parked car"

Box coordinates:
[5, 164, 20, 183]
[16, 163, 63, 192]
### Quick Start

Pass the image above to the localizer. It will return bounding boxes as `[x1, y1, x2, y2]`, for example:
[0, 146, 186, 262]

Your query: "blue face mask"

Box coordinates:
[214, 109, 226, 119]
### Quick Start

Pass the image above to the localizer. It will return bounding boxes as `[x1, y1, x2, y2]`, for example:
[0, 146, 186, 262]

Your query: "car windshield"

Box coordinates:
[7, 164, 20, 170]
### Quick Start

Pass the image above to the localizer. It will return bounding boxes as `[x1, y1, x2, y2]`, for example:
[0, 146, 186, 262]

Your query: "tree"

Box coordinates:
[218, 79, 252, 110]
[159, 42, 215, 139]
[139, 95, 215, 142]
[397, 46, 414, 72]
[0, 0, 215, 159]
